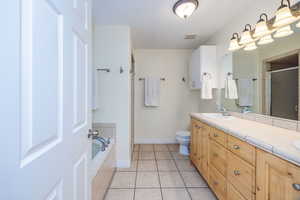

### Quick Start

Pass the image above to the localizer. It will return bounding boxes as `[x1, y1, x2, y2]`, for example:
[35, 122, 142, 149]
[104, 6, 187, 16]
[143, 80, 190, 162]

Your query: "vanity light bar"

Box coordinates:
[228, 0, 300, 52]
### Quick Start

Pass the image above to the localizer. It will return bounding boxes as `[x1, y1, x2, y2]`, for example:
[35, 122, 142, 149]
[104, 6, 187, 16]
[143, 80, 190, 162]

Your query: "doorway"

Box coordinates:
[264, 52, 299, 120]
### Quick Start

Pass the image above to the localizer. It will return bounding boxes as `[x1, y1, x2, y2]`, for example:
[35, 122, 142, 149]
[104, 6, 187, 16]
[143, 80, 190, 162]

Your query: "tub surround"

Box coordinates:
[91, 123, 117, 200]
[191, 113, 300, 166]
[91, 144, 116, 200]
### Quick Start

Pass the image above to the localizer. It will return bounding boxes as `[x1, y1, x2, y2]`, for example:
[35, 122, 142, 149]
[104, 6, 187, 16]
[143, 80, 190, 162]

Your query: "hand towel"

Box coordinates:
[237, 79, 253, 107]
[201, 73, 213, 99]
[225, 76, 238, 99]
[145, 77, 160, 107]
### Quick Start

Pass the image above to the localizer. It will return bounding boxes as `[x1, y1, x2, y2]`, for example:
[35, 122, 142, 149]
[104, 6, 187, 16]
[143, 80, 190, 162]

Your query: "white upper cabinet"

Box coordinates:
[189, 45, 217, 90]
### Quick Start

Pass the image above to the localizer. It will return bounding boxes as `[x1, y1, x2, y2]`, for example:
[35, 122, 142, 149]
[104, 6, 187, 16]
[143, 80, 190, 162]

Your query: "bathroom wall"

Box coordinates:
[93, 25, 132, 167]
[134, 49, 200, 143]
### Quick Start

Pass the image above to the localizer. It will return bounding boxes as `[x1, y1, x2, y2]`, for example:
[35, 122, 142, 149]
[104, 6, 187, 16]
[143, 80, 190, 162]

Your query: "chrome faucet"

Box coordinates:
[96, 137, 109, 148]
[97, 139, 107, 151]
[93, 136, 111, 151]
[220, 106, 231, 116]
[241, 107, 251, 114]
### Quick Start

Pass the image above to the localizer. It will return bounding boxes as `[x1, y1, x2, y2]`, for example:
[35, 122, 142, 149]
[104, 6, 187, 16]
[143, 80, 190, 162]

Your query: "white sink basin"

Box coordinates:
[293, 140, 300, 151]
[202, 113, 234, 120]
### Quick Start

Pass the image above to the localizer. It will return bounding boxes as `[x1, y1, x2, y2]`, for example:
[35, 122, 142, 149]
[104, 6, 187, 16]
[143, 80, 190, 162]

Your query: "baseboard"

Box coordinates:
[134, 138, 178, 144]
[116, 159, 131, 168]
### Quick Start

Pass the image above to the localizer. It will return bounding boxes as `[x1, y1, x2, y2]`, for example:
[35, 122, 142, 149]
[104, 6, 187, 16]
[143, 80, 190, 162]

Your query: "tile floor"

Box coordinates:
[105, 144, 217, 200]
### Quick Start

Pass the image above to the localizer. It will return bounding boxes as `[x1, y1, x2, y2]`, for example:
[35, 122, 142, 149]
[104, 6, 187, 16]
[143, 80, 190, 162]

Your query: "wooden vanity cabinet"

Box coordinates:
[200, 124, 210, 181]
[190, 119, 199, 163]
[190, 120, 210, 181]
[256, 149, 300, 200]
[191, 117, 300, 200]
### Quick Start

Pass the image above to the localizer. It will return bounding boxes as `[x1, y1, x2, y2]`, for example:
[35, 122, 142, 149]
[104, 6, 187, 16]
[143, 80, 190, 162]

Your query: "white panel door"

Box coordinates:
[0, 0, 92, 199]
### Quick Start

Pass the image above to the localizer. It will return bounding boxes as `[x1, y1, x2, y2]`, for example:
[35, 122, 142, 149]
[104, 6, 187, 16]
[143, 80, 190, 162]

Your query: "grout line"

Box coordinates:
[154, 147, 164, 200]
[133, 153, 139, 200]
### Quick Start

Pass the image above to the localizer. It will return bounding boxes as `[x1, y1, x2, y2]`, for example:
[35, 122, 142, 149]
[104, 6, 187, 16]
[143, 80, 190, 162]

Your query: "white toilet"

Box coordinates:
[176, 131, 191, 155]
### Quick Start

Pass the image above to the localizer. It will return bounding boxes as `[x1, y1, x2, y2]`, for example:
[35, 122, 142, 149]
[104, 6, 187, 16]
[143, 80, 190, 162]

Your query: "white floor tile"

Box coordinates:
[188, 188, 217, 200]
[110, 172, 136, 189]
[105, 189, 134, 200]
[159, 171, 185, 188]
[136, 172, 160, 188]
[162, 188, 191, 200]
[134, 189, 162, 200]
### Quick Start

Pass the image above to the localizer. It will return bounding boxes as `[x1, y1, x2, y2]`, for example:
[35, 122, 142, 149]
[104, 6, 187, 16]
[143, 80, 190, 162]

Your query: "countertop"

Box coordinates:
[191, 113, 300, 167]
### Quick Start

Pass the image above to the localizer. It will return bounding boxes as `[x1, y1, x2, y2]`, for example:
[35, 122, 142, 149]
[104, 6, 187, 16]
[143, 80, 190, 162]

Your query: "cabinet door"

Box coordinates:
[209, 165, 227, 200]
[227, 183, 247, 200]
[201, 125, 210, 181]
[256, 149, 300, 200]
[196, 122, 203, 171]
[190, 119, 198, 163]
[210, 140, 227, 176]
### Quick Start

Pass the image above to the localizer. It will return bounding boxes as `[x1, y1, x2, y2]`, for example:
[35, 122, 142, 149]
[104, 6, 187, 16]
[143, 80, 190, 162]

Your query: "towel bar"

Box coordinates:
[227, 72, 257, 81]
[96, 68, 110, 72]
[138, 78, 166, 81]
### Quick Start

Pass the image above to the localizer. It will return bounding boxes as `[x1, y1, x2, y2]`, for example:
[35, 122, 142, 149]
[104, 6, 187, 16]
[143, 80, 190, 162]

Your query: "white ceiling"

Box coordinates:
[93, 0, 253, 49]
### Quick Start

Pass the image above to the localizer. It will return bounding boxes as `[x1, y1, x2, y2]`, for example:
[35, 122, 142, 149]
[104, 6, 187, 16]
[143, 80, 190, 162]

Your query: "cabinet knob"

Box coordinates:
[213, 133, 218, 137]
[234, 170, 241, 176]
[233, 145, 240, 150]
[213, 153, 218, 157]
[293, 183, 300, 191]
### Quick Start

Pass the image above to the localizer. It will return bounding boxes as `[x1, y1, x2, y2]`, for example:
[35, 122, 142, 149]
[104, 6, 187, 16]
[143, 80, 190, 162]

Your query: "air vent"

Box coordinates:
[184, 34, 197, 40]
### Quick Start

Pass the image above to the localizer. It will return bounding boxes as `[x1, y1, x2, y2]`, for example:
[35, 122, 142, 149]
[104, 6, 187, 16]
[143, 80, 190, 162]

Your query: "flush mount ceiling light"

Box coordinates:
[228, 33, 242, 51]
[173, 0, 199, 19]
[274, 25, 294, 38]
[239, 24, 254, 45]
[253, 13, 272, 38]
[273, 0, 297, 27]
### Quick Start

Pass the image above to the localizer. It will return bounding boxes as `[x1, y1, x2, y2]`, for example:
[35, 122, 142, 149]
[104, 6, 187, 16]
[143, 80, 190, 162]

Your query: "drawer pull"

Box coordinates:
[234, 170, 241, 176]
[233, 145, 240, 150]
[213, 181, 219, 185]
[213, 133, 218, 137]
[293, 183, 300, 191]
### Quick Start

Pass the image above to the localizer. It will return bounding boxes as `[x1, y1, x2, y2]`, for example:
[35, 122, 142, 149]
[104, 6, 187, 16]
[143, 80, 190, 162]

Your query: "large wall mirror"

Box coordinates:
[222, 23, 300, 121]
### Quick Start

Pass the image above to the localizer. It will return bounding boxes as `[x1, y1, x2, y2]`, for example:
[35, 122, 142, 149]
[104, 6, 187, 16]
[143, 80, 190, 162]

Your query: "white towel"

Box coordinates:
[201, 73, 213, 99]
[225, 76, 238, 99]
[145, 77, 160, 107]
[237, 79, 253, 106]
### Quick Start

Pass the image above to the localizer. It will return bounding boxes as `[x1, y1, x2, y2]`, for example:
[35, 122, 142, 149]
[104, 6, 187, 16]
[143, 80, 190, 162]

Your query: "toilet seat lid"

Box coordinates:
[176, 131, 190, 138]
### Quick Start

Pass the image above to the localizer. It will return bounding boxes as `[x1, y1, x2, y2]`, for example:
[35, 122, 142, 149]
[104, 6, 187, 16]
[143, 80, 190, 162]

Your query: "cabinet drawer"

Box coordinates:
[227, 183, 247, 200]
[227, 152, 255, 200]
[210, 140, 227, 176]
[210, 128, 227, 147]
[209, 165, 227, 200]
[227, 135, 256, 166]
